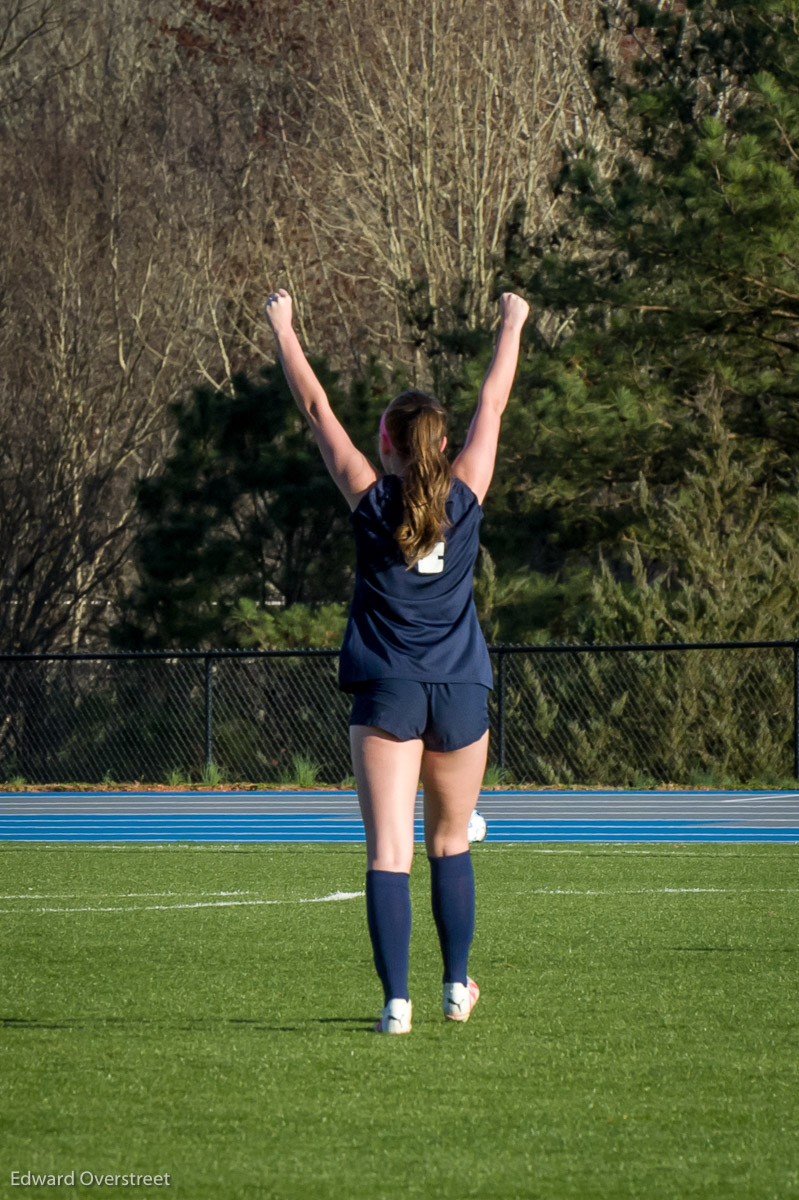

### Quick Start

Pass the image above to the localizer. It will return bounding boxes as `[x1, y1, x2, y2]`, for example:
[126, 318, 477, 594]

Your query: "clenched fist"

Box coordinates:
[499, 292, 530, 330]
[264, 288, 293, 336]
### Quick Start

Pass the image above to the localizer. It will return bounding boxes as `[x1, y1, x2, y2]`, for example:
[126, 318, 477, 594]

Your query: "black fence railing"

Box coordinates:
[1, 641, 798, 787]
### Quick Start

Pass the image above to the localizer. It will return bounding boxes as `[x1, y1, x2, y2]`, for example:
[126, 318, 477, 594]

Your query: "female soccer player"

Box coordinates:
[264, 287, 530, 1033]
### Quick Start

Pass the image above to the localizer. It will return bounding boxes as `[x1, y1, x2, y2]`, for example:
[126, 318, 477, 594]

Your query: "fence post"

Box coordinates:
[204, 654, 214, 771]
[497, 648, 506, 771]
[794, 644, 799, 782]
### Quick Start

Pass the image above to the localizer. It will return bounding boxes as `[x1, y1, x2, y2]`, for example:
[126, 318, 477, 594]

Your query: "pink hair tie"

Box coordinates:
[379, 411, 395, 454]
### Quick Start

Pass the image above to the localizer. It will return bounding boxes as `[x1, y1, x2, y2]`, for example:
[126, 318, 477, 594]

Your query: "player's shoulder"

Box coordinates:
[351, 473, 401, 520]
[448, 474, 482, 516]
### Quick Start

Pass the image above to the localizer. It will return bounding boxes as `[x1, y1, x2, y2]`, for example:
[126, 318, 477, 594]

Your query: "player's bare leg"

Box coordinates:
[421, 730, 489, 857]
[350, 725, 423, 872]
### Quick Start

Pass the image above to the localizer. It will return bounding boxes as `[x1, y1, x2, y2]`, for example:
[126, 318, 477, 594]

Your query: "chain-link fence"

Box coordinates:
[1, 641, 798, 786]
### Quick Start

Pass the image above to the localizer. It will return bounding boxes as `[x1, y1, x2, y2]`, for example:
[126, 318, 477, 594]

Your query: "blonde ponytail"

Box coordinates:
[381, 392, 451, 568]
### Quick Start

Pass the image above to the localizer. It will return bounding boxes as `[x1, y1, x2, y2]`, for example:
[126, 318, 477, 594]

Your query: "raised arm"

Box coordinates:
[451, 293, 530, 505]
[264, 289, 378, 510]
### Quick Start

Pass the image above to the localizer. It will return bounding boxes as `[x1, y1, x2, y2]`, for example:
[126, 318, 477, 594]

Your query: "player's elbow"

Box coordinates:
[477, 388, 509, 416]
[305, 392, 331, 425]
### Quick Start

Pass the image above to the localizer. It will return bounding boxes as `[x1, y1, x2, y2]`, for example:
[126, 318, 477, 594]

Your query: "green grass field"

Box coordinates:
[1, 842, 798, 1200]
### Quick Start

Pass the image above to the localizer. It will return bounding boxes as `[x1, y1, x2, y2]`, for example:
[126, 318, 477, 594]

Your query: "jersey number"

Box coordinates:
[416, 541, 445, 575]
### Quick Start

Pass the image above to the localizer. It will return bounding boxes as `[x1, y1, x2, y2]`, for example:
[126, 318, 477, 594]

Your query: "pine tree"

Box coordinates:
[114, 357, 394, 649]
[585, 385, 799, 644]
[485, 0, 799, 641]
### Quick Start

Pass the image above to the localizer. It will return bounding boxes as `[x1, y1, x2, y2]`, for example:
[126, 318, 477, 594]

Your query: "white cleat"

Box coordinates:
[374, 997, 413, 1034]
[443, 978, 480, 1022]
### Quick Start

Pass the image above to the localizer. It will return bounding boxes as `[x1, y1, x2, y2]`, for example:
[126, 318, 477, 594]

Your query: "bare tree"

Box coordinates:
[149, 0, 611, 378]
[0, 0, 623, 651]
[0, 2, 208, 650]
[265, 0, 606, 369]
[0, 0, 85, 115]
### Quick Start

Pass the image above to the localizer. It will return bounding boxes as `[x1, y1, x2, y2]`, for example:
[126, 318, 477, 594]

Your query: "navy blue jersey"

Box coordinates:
[338, 475, 493, 691]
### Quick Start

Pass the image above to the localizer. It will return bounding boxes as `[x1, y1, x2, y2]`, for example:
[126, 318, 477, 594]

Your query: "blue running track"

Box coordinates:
[1, 789, 798, 842]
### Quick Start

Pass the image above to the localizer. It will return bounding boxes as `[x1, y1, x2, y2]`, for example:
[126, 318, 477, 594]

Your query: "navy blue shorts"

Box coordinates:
[349, 680, 490, 752]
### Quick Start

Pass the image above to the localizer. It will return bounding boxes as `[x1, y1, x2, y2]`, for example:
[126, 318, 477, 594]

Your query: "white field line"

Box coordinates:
[0, 843, 351, 851]
[5, 807, 798, 820]
[517, 886, 799, 896]
[733, 793, 799, 801]
[0, 807, 366, 814]
[0, 890, 258, 900]
[0, 789, 727, 795]
[6, 799, 799, 808]
[5, 843, 788, 856]
[1, 796, 789, 802]
[0, 890, 365, 915]
[474, 846, 791, 856]
[5, 797, 799, 811]
[3, 885, 796, 913]
[721, 798, 780, 804]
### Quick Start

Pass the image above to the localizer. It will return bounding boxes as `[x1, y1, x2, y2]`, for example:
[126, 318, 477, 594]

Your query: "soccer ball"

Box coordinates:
[467, 809, 487, 844]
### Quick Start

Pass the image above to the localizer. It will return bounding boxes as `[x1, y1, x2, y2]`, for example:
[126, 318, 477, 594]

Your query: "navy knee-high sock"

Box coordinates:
[365, 870, 411, 1004]
[429, 850, 475, 985]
